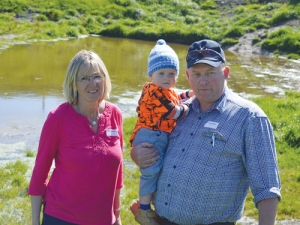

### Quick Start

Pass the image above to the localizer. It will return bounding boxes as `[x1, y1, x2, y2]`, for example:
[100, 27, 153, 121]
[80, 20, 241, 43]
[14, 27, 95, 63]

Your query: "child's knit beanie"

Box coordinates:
[148, 39, 179, 76]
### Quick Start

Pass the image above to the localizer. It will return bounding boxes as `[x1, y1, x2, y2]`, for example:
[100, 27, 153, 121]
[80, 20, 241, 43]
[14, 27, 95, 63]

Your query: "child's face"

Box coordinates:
[150, 68, 177, 89]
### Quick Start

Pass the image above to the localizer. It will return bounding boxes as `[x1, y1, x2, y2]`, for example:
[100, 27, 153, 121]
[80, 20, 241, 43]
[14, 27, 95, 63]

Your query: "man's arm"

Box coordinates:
[257, 198, 279, 225]
[130, 142, 159, 168]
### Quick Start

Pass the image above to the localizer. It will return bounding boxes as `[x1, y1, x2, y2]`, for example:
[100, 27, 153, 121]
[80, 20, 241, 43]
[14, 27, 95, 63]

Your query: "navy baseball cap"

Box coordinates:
[186, 39, 226, 68]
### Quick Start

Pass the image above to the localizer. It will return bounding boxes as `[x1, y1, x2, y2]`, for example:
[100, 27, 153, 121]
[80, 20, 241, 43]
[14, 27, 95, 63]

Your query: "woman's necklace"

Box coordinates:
[90, 120, 97, 126]
[76, 105, 99, 126]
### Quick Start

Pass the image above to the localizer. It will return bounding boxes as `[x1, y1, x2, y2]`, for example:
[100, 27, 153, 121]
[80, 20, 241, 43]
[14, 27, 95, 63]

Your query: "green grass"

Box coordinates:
[25, 149, 35, 157]
[1, 92, 300, 224]
[0, 160, 31, 224]
[0, 0, 299, 58]
[262, 27, 300, 56]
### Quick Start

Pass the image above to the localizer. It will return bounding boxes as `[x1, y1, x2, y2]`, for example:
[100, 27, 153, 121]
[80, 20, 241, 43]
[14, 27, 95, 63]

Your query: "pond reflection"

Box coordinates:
[0, 36, 299, 154]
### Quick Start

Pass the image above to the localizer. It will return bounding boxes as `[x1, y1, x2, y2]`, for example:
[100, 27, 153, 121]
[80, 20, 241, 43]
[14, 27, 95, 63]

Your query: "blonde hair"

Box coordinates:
[63, 50, 111, 105]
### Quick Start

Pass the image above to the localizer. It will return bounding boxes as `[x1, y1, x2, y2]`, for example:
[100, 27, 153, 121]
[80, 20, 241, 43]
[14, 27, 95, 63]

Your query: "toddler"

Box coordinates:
[130, 39, 193, 225]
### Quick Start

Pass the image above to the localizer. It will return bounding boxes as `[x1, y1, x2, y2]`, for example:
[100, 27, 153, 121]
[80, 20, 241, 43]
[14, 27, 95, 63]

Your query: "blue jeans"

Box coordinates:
[42, 213, 78, 225]
[132, 128, 168, 196]
[42, 204, 77, 225]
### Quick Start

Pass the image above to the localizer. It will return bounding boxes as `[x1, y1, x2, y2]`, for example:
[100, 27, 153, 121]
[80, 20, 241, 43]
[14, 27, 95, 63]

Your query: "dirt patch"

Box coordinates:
[0, 34, 21, 40]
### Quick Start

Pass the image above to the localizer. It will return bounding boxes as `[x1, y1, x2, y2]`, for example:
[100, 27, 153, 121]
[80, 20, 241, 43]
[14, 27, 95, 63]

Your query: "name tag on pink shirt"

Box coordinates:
[106, 129, 118, 136]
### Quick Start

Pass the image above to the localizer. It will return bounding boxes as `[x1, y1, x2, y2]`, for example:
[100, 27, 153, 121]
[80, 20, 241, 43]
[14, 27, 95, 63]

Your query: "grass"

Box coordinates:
[25, 149, 35, 157]
[0, 161, 31, 224]
[1, 92, 300, 224]
[0, 0, 299, 58]
[262, 27, 300, 58]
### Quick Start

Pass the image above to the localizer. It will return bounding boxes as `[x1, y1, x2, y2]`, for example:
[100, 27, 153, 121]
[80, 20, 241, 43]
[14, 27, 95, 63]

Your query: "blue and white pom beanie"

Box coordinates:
[148, 39, 179, 76]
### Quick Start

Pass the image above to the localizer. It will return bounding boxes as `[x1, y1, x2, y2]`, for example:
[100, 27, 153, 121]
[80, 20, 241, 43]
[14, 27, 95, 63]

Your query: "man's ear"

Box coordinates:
[185, 70, 190, 79]
[223, 66, 230, 79]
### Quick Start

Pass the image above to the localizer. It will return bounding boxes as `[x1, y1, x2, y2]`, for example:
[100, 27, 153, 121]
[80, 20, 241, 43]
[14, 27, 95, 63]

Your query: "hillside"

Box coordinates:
[0, 0, 299, 58]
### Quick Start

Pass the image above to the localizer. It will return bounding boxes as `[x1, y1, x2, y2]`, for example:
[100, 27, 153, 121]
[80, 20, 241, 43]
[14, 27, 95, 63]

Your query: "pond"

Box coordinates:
[0, 36, 299, 164]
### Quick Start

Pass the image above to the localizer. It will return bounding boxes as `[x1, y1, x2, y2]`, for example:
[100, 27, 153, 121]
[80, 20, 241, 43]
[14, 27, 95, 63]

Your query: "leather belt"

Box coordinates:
[156, 214, 236, 225]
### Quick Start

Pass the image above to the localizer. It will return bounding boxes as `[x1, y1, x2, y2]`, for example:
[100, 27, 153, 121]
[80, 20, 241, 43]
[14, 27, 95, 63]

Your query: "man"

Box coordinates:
[131, 39, 281, 225]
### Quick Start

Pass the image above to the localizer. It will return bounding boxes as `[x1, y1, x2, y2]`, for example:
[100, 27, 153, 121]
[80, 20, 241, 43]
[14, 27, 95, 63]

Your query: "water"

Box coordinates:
[0, 36, 300, 164]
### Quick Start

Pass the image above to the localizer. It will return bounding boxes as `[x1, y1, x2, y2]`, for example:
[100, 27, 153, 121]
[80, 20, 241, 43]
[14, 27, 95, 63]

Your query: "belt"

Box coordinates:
[156, 214, 236, 225]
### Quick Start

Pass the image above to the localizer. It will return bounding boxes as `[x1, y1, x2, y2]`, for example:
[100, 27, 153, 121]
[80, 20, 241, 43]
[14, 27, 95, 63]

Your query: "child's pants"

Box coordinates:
[132, 128, 168, 196]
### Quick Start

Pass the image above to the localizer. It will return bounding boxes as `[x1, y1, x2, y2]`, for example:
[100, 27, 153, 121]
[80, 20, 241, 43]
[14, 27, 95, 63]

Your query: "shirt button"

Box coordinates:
[173, 165, 176, 169]
[190, 133, 193, 136]
[165, 202, 168, 205]
[182, 149, 185, 152]
[168, 184, 171, 187]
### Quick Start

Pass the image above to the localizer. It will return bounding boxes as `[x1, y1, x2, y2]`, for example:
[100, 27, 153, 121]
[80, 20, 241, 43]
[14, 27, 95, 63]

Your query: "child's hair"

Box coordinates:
[148, 39, 179, 76]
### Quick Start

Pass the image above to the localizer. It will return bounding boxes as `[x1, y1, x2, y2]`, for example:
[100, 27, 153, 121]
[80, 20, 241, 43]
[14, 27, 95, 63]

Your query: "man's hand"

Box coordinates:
[130, 142, 159, 168]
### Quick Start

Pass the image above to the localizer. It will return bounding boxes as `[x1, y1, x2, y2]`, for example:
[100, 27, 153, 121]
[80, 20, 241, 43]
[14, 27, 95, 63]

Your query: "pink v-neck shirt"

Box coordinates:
[28, 102, 124, 225]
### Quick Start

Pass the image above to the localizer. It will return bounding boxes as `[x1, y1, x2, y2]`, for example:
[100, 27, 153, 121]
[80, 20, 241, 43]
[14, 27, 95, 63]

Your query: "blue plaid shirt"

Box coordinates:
[153, 88, 281, 225]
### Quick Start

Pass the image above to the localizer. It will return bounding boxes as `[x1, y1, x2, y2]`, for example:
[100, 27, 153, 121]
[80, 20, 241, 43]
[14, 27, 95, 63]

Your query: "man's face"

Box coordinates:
[186, 63, 229, 111]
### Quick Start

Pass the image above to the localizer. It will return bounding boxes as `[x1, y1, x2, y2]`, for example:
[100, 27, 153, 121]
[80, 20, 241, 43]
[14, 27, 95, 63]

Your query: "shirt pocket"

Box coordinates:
[202, 130, 227, 148]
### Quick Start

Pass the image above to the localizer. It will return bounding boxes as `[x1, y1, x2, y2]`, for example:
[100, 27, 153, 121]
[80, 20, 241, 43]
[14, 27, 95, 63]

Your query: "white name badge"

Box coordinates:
[204, 121, 219, 129]
[106, 129, 118, 136]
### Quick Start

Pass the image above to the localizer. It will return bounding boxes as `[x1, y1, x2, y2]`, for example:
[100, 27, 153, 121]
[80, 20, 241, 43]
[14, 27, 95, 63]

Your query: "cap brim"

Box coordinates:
[187, 59, 222, 68]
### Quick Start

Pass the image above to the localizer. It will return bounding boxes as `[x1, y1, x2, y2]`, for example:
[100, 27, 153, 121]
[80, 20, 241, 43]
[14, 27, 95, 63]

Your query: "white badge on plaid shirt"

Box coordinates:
[204, 121, 219, 129]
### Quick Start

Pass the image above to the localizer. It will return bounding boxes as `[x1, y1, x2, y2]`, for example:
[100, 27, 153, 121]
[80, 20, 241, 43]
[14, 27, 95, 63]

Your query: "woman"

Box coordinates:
[28, 50, 123, 225]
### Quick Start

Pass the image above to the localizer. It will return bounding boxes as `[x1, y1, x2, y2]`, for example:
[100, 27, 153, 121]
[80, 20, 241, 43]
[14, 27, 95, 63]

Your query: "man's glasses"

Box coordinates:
[186, 49, 225, 63]
[76, 75, 103, 84]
